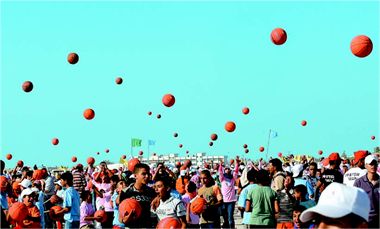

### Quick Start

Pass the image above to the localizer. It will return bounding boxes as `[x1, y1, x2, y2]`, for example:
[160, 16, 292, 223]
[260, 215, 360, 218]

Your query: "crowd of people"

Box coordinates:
[0, 150, 379, 229]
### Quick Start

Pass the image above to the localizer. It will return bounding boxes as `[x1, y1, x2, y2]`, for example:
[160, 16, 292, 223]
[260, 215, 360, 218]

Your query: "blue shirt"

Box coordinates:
[36, 191, 45, 228]
[63, 187, 81, 222]
[170, 189, 182, 200]
[0, 192, 8, 210]
[354, 174, 379, 224]
[112, 192, 125, 227]
[237, 184, 257, 225]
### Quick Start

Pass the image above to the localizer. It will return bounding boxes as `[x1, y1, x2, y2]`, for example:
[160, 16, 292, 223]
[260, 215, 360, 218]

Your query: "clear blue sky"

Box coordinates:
[1, 1, 379, 167]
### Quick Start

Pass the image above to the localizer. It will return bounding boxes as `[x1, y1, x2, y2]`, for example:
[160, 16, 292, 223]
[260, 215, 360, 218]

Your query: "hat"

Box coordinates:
[20, 188, 34, 199]
[19, 179, 32, 188]
[328, 152, 341, 161]
[31, 187, 39, 193]
[300, 182, 370, 223]
[291, 164, 304, 178]
[54, 180, 62, 187]
[353, 150, 369, 164]
[364, 155, 378, 165]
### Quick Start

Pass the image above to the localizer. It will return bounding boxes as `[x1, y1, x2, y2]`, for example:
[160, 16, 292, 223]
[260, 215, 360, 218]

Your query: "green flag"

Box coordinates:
[131, 138, 142, 147]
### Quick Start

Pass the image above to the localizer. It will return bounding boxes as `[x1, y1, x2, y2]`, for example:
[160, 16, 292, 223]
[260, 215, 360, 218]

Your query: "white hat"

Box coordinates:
[364, 154, 378, 165]
[291, 164, 304, 177]
[19, 179, 32, 188]
[31, 187, 39, 193]
[54, 180, 62, 187]
[300, 182, 370, 223]
[20, 188, 34, 199]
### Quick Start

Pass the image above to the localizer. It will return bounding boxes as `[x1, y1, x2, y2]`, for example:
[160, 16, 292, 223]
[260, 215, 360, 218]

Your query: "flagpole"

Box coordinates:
[130, 138, 133, 158]
[266, 129, 271, 161]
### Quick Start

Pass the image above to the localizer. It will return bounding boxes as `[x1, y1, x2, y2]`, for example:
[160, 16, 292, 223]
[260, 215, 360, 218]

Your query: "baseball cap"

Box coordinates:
[19, 179, 32, 188]
[364, 155, 378, 165]
[328, 152, 341, 161]
[31, 187, 39, 193]
[291, 164, 304, 178]
[20, 188, 34, 199]
[353, 150, 369, 164]
[300, 182, 370, 223]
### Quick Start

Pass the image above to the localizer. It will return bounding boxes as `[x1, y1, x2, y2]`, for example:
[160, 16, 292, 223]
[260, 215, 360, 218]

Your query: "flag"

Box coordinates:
[148, 140, 156, 146]
[270, 130, 278, 138]
[119, 158, 128, 167]
[131, 138, 142, 147]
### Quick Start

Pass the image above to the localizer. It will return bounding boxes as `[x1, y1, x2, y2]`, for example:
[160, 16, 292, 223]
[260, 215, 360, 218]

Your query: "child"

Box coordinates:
[21, 188, 41, 228]
[151, 177, 187, 228]
[182, 181, 200, 228]
[111, 180, 126, 229]
[237, 169, 257, 226]
[277, 172, 295, 228]
[293, 185, 316, 209]
[79, 190, 99, 229]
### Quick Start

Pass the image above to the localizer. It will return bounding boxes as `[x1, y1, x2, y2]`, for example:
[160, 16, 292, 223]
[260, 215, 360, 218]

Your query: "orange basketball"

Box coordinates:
[259, 146, 265, 152]
[230, 159, 234, 165]
[105, 149, 110, 153]
[67, 52, 79, 64]
[139, 151, 143, 156]
[6, 154, 12, 160]
[17, 160, 24, 167]
[162, 94, 176, 107]
[128, 158, 140, 172]
[83, 108, 95, 120]
[243, 144, 248, 149]
[9, 202, 28, 221]
[87, 157, 95, 165]
[371, 136, 375, 140]
[242, 107, 250, 115]
[179, 144, 183, 148]
[148, 111, 152, 116]
[122, 155, 127, 159]
[157, 217, 182, 229]
[94, 210, 107, 223]
[210, 133, 218, 141]
[350, 35, 373, 58]
[245, 149, 249, 154]
[278, 152, 283, 158]
[33, 169, 44, 180]
[71, 156, 77, 162]
[209, 142, 213, 146]
[157, 114, 161, 119]
[50, 195, 60, 204]
[190, 197, 207, 215]
[22, 81, 33, 93]
[174, 132, 178, 137]
[225, 121, 236, 132]
[301, 120, 307, 126]
[271, 28, 287, 45]
[52, 138, 59, 145]
[115, 77, 123, 85]
[49, 205, 64, 221]
[119, 198, 142, 219]
[318, 150, 323, 155]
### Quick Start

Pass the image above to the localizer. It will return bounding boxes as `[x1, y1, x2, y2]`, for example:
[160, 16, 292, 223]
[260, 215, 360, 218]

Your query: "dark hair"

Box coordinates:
[309, 162, 317, 169]
[316, 213, 367, 228]
[22, 167, 29, 172]
[293, 204, 307, 213]
[60, 172, 73, 186]
[294, 184, 307, 196]
[256, 169, 271, 186]
[186, 181, 197, 193]
[26, 170, 33, 178]
[200, 170, 215, 186]
[155, 177, 171, 188]
[133, 163, 150, 174]
[247, 169, 257, 182]
[81, 190, 91, 201]
[269, 158, 283, 172]
[111, 175, 119, 183]
[0, 160, 5, 174]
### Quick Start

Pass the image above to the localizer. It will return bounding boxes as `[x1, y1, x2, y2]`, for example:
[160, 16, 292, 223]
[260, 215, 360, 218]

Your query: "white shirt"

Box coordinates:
[343, 167, 367, 187]
[152, 196, 186, 221]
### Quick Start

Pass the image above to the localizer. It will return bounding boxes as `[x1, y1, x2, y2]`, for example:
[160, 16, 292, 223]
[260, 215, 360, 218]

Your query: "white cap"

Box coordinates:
[291, 164, 304, 177]
[19, 179, 32, 188]
[20, 188, 34, 199]
[364, 154, 378, 165]
[54, 180, 62, 187]
[300, 182, 370, 223]
[31, 187, 39, 193]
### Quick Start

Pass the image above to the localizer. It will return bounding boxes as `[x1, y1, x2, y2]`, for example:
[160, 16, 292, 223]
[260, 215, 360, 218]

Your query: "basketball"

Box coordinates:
[271, 28, 287, 45]
[209, 142, 213, 146]
[83, 108, 95, 120]
[50, 195, 60, 204]
[157, 114, 161, 119]
[122, 155, 126, 159]
[17, 160, 24, 167]
[174, 132, 178, 137]
[157, 217, 182, 229]
[371, 136, 375, 140]
[259, 146, 265, 152]
[119, 198, 142, 219]
[350, 35, 373, 58]
[148, 111, 152, 116]
[243, 144, 248, 149]
[94, 210, 107, 223]
[49, 205, 64, 221]
[87, 157, 95, 165]
[6, 154, 12, 160]
[9, 202, 29, 221]
[128, 158, 140, 172]
[318, 150, 323, 155]
[179, 144, 183, 148]
[242, 107, 250, 115]
[301, 120, 307, 126]
[52, 138, 59, 145]
[22, 81, 33, 93]
[67, 52, 79, 64]
[225, 121, 236, 132]
[245, 149, 249, 153]
[139, 151, 143, 156]
[115, 77, 123, 85]
[162, 94, 176, 107]
[278, 152, 283, 157]
[210, 133, 218, 141]
[190, 197, 207, 215]
[71, 156, 77, 162]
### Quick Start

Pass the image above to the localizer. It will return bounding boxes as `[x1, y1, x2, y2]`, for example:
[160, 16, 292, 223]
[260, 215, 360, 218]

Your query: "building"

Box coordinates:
[139, 152, 227, 167]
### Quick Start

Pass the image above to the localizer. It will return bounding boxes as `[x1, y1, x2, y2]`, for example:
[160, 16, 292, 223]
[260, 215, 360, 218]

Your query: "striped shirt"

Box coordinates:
[72, 170, 86, 195]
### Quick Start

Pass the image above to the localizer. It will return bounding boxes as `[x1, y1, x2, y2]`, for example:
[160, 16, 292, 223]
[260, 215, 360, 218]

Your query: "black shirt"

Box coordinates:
[321, 169, 343, 187]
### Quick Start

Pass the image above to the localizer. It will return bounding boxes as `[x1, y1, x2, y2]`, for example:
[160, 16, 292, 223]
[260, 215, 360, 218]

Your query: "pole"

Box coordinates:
[266, 129, 271, 161]
[130, 138, 133, 158]
[148, 142, 150, 163]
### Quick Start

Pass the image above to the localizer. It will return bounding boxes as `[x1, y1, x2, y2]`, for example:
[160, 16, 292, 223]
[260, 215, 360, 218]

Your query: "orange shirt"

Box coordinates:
[176, 177, 189, 195]
[23, 205, 41, 228]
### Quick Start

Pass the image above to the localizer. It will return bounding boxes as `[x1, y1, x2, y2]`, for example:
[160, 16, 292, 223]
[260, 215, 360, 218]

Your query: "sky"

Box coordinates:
[1, 1, 379, 167]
